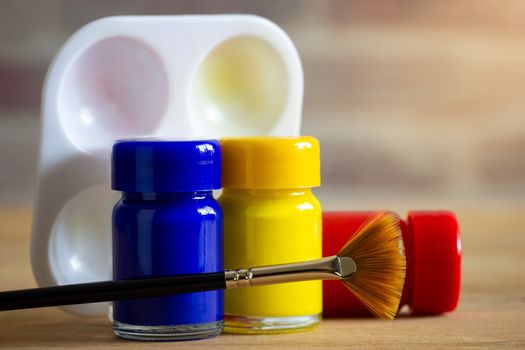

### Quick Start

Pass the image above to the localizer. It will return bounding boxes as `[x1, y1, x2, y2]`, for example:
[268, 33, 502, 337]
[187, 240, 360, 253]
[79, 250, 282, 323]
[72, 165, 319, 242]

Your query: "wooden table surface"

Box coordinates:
[0, 206, 523, 349]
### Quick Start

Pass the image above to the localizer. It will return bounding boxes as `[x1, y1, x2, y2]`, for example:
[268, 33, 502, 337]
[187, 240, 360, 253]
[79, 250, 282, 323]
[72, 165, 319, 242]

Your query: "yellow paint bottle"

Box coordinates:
[219, 136, 322, 334]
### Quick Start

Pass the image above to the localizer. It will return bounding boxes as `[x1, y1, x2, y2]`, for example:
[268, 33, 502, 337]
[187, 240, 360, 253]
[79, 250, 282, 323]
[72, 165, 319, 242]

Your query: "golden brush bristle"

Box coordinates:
[337, 212, 406, 320]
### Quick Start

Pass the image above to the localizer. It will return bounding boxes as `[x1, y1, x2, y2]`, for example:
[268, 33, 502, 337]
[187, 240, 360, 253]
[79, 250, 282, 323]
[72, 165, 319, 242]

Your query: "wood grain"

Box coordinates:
[0, 207, 523, 349]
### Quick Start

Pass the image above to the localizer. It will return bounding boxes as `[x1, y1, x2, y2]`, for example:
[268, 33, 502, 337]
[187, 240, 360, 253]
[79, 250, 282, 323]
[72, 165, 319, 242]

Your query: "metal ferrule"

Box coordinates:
[224, 255, 356, 290]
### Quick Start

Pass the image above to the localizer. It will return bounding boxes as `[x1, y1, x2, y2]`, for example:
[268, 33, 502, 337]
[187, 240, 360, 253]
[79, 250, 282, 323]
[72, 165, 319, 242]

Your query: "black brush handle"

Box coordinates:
[0, 272, 226, 311]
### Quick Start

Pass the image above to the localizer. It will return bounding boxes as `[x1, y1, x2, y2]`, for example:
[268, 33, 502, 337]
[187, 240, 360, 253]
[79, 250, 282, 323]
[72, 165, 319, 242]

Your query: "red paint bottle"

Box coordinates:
[323, 211, 461, 317]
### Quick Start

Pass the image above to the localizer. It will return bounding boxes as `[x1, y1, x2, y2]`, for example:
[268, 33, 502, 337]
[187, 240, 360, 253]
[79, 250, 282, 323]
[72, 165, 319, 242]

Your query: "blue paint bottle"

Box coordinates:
[111, 140, 223, 341]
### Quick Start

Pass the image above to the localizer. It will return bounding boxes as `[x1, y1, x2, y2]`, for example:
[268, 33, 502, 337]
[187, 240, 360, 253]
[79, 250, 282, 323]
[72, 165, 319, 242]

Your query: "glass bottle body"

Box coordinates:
[112, 191, 223, 341]
[220, 188, 322, 334]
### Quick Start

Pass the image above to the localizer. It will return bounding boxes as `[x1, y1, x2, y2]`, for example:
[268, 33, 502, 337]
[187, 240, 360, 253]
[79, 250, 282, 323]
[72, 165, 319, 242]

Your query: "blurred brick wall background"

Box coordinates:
[0, 0, 524, 211]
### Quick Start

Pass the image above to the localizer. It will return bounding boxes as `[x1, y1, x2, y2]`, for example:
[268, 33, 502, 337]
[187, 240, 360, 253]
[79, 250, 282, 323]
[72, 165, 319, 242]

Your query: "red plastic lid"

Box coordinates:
[407, 211, 461, 315]
[322, 211, 461, 317]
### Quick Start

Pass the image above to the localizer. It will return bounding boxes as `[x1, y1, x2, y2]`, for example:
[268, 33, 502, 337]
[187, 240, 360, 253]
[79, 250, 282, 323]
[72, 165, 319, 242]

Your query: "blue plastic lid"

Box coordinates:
[112, 139, 221, 192]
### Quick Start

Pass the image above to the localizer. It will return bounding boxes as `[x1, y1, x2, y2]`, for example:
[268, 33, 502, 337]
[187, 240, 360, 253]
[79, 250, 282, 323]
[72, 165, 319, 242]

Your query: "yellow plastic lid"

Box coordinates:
[220, 136, 320, 189]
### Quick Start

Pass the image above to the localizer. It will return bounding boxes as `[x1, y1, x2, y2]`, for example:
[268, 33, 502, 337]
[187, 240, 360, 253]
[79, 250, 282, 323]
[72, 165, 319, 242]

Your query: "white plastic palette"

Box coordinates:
[31, 15, 303, 315]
